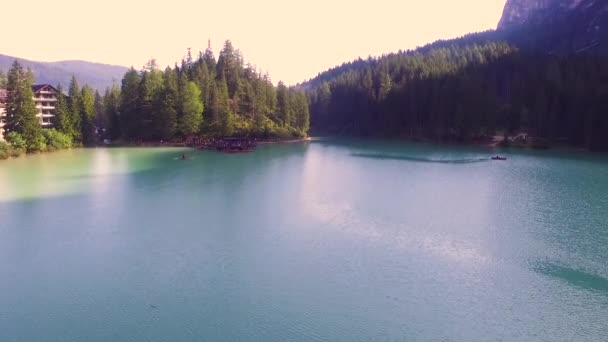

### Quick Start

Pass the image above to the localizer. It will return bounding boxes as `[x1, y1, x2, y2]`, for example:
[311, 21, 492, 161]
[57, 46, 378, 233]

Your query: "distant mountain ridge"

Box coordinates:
[0, 54, 128, 91]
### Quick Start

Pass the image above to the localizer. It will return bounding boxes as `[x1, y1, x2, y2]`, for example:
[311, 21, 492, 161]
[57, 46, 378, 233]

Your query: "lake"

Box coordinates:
[1, 140, 607, 341]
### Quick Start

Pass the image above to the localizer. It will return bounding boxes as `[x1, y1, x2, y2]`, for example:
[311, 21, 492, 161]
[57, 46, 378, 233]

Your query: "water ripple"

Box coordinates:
[351, 153, 491, 164]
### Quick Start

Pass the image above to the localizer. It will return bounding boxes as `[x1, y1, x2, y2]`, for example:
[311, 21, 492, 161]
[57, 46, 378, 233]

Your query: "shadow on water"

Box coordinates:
[351, 152, 491, 164]
[534, 262, 608, 294]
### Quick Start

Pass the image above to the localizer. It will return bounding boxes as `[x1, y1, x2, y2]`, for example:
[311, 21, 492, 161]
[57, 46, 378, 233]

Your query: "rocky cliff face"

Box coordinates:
[497, 0, 607, 54]
[498, 0, 584, 29]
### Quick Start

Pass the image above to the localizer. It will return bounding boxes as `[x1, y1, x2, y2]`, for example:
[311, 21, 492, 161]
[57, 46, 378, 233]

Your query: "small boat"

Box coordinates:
[491, 156, 507, 161]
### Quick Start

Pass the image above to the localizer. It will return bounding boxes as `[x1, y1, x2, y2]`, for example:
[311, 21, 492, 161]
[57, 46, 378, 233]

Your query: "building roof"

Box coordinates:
[31, 84, 58, 93]
[0, 85, 58, 103]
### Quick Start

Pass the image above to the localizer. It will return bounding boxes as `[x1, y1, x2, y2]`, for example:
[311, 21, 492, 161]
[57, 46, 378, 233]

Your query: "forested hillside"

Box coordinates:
[304, 0, 608, 149]
[305, 40, 608, 149]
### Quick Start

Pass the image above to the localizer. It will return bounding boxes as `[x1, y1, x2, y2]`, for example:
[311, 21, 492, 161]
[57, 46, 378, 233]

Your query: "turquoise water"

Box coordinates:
[1, 140, 607, 341]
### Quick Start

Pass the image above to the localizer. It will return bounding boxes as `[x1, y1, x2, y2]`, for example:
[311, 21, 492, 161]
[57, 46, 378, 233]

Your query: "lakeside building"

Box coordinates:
[0, 84, 59, 141]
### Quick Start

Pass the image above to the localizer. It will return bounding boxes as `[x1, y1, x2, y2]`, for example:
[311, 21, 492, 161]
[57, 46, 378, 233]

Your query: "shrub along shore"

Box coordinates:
[0, 129, 74, 160]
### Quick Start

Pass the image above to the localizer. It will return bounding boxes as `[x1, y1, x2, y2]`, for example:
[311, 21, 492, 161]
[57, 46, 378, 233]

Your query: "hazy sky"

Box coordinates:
[4, 0, 506, 84]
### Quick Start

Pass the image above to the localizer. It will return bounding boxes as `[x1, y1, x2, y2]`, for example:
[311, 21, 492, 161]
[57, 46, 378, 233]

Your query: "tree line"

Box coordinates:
[304, 37, 608, 150]
[100, 40, 309, 142]
[1, 40, 310, 158]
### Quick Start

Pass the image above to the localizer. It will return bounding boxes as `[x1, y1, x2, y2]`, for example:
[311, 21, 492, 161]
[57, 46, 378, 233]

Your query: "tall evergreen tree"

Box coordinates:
[203, 40, 217, 79]
[94, 90, 105, 130]
[80, 85, 96, 145]
[119, 68, 141, 139]
[53, 84, 72, 135]
[26, 68, 35, 85]
[263, 73, 278, 117]
[5, 61, 44, 152]
[103, 84, 121, 140]
[215, 74, 233, 136]
[292, 91, 310, 134]
[68, 76, 83, 142]
[216, 40, 241, 98]
[193, 59, 212, 108]
[178, 81, 204, 136]
[154, 67, 179, 140]
[276, 81, 292, 125]
[137, 63, 163, 139]
[0, 70, 7, 88]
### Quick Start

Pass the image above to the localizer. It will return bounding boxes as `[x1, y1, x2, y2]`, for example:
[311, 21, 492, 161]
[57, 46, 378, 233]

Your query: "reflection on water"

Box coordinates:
[534, 262, 608, 294]
[0, 148, 189, 202]
[351, 152, 491, 164]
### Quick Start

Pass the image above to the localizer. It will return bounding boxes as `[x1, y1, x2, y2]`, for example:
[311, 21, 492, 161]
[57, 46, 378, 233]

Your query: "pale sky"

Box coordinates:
[3, 0, 506, 85]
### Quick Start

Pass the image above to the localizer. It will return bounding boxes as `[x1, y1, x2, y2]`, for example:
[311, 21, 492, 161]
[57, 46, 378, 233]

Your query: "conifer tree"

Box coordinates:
[215, 74, 233, 136]
[193, 59, 212, 108]
[0, 70, 7, 88]
[217, 40, 241, 98]
[292, 91, 310, 134]
[80, 85, 96, 145]
[94, 90, 105, 129]
[68, 76, 83, 142]
[5, 61, 44, 152]
[203, 40, 217, 79]
[53, 84, 72, 135]
[137, 63, 163, 139]
[103, 84, 121, 140]
[119, 68, 141, 139]
[178, 81, 203, 136]
[154, 67, 179, 140]
[276, 82, 291, 125]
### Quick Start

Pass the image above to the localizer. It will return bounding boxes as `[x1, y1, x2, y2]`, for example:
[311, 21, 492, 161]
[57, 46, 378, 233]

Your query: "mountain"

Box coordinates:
[498, 0, 584, 29]
[0, 55, 128, 91]
[497, 0, 608, 54]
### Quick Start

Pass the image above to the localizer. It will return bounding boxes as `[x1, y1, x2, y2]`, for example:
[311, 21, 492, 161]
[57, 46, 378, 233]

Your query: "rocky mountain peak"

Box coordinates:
[498, 0, 585, 29]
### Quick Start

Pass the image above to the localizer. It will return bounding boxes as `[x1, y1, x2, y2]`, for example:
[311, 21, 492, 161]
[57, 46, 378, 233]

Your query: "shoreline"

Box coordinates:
[105, 137, 312, 148]
[2, 136, 599, 162]
[257, 137, 312, 145]
[318, 134, 596, 153]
